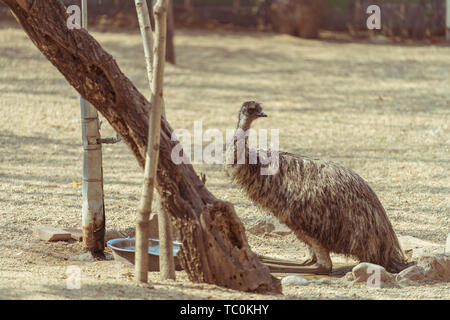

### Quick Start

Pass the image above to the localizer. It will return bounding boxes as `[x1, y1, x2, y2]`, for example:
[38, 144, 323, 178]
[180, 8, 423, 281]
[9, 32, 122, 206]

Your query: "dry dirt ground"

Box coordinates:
[0, 22, 449, 300]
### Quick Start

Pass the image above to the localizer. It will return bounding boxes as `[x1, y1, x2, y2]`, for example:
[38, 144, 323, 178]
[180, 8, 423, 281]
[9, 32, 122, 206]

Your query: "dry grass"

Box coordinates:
[0, 23, 448, 299]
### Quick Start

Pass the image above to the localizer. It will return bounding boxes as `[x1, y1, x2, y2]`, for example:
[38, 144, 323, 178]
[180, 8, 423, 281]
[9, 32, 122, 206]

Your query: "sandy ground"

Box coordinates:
[0, 22, 449, 300]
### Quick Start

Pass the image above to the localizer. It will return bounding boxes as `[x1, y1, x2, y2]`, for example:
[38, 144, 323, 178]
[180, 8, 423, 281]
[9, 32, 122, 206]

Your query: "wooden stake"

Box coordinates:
[134, 0, 153, 284]
[152, 0, 175, 281]
[134, 0, 173, 283]
[135, 0, 154, 88]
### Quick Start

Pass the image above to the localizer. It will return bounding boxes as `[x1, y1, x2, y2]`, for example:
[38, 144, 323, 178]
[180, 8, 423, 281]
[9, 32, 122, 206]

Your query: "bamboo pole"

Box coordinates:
[80, 0, 106, 258]
[151, 0, 175, 281]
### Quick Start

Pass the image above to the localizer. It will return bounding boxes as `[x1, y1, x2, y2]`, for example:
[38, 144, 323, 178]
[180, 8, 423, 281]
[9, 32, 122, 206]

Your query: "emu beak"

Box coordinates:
[257, 112, 267, 117]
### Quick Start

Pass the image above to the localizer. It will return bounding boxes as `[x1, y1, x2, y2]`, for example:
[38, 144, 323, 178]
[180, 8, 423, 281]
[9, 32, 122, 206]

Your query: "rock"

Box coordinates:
[417, 254, 450, 281]
[395, 254, 450, 286]
[281, 275, 310, 286]
[395, 265, 424, 286]
[351, 263, 395, 288]
[398, 235, 444, 259]
[343, 271, 355, 282]
[36, 226, 71, 242]
[64, 228, 83, 241]
[313, 278, 335, 285]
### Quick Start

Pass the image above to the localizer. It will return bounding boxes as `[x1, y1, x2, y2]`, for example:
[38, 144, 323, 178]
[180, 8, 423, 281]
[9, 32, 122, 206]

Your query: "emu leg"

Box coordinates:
[264, 232, 332, 275]
[257, 254, 313, 266]
[263, 244, 331, 274]
[298, 245, 317, 266]
[299, 242, 332, 274]
[257, 245, 316, 266]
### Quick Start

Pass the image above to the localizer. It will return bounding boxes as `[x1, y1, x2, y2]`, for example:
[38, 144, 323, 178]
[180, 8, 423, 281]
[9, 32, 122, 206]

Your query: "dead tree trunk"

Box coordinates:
[2, 0, 280, 293]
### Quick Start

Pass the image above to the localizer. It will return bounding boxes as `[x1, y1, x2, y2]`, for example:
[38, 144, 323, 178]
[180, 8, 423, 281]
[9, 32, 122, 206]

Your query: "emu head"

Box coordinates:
[237, 101, 267, 130]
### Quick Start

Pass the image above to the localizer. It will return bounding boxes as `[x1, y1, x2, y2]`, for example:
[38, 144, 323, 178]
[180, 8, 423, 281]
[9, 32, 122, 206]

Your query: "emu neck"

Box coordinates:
[230, 116, 253, 164]
[237, 116, 253, 132]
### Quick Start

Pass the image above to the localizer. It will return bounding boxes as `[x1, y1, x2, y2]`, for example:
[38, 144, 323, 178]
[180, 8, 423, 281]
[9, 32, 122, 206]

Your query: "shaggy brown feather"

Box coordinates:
[226, 101, 409, 273]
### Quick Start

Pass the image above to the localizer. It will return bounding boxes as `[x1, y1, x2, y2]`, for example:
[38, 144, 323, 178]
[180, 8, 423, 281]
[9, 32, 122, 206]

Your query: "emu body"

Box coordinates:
[226, 101, 408, 274]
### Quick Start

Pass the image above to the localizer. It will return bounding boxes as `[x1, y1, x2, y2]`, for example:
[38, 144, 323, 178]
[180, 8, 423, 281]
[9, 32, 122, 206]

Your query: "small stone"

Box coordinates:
[351, 263, 395, 288]
[64, 228, 83, 241]
[314, 278, 335, 285]
[281, 275, 310, 286]
[343, 271, 355, 282]
[395, 265, 424, 286]
[417, 253, 450, 281]
[36, 226, 71, 242]
[398, 235, 444, 259]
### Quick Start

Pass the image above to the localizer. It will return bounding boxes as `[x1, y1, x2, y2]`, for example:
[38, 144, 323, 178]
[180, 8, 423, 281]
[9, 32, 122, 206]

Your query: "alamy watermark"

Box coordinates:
[66, 5, 81, 30]
[366, 265, 382, 289]
[66, 4, 381, 31]
[366, 5, 381, 30]
[66, 265, 81, 290]
[170, 121, 280, 176]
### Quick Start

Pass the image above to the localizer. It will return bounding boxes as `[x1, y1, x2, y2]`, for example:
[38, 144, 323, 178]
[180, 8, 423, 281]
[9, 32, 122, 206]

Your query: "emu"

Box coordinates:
[226, 101, 409, 274]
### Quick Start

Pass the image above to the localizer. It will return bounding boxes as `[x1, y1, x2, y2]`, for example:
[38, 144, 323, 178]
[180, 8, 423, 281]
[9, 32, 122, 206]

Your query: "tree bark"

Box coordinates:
[2, 0, 281, 293]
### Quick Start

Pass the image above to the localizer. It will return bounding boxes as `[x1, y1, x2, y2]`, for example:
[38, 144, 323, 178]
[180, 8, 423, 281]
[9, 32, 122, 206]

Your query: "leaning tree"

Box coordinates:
[1, 0, 280, 293]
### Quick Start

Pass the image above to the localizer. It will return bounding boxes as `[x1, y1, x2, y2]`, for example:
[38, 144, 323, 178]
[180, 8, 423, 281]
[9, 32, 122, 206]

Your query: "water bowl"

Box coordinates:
[107, 238, 183, 271]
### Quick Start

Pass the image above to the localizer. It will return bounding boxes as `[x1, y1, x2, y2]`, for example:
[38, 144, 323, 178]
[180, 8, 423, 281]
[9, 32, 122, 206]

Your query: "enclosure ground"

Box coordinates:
[0, 24, 448, 299]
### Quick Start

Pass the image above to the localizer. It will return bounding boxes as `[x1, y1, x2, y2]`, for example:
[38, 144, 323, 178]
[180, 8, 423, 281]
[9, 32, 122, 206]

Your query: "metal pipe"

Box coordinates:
[80, 0, 106, 257]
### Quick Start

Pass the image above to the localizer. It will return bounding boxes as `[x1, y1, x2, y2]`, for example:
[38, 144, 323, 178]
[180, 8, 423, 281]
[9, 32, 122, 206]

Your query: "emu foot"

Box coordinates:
[257, 253, 316, 266]
[295, 257, 317, 266]
[257, 254, 304, 266]
[264, 262, 331, 275]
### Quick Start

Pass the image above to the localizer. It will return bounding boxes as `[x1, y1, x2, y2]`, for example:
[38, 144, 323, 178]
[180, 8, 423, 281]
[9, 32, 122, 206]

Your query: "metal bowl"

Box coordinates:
[107, 238, 183, 271]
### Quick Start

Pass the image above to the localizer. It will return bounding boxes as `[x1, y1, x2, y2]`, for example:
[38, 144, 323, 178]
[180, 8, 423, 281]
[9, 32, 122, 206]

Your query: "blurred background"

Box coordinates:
[0, 0, 447, 42]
